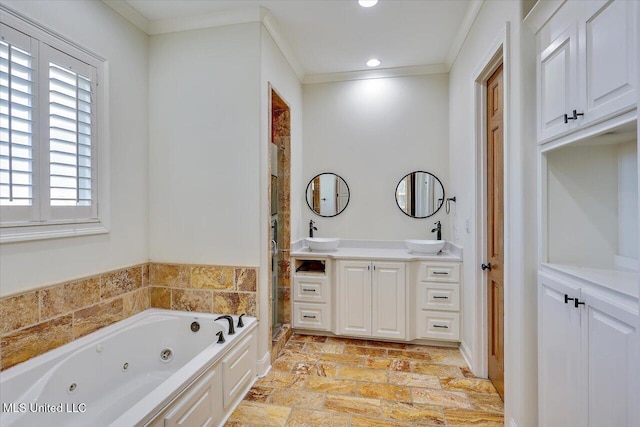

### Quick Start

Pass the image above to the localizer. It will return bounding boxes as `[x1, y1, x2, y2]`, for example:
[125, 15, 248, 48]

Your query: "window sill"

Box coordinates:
[0, 222, 109, 244]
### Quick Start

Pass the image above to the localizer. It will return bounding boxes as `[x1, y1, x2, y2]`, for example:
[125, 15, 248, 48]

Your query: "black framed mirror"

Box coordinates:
[395, 171, 445, 218]
[305, 173, 350, 217]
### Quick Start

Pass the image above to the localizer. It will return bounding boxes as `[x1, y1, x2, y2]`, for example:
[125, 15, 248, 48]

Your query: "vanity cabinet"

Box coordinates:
[536, 0, 637, 143]
[292, 258, 331, 331]
[538, 272, 638, 427]
[336, 260, 406, 340]
[415, 262, 461, 341]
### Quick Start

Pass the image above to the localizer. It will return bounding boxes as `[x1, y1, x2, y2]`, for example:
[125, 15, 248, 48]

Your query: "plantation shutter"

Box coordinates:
[0, 23, 37, 223]
[41, 44, 97, 221]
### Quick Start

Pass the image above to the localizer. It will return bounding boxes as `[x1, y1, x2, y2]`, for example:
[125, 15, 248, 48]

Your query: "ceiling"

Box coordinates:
[121, 0, 479, 77]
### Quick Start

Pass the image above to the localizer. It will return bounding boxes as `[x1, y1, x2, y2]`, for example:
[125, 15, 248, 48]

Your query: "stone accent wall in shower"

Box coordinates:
[0, 264, 149, 371]
[272, 107, 291, 330]
[148, 263, 258, 317]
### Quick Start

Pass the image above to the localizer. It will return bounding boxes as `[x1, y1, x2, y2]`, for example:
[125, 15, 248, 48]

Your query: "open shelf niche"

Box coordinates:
[542, 120, 638, 298]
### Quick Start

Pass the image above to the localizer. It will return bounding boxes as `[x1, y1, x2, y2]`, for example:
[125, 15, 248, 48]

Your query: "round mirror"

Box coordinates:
[395, 171, 445, 218]
[305, 173, 350, 217]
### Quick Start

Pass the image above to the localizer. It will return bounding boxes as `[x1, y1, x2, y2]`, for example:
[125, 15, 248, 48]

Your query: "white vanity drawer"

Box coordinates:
[292, 303, 330, 331]
[417, 311, 460, 341]
[418, 263, 460, 283]
[293, 276, 328, 303]
[418, 283, 460, 311]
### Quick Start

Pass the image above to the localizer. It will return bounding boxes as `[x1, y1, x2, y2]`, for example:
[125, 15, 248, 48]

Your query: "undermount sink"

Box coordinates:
[306, 237, 340, 252]
[405, 239, 445, 254]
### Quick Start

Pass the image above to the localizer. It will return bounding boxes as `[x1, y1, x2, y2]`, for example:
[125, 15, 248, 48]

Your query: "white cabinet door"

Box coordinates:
[581, 0, 637, 125]
[582, 289, 639, 427]
[371, 262, 406, 340]
[538, 273, 584, 427]
[337, 260, 372, 337]
[538, 23, 579, 142]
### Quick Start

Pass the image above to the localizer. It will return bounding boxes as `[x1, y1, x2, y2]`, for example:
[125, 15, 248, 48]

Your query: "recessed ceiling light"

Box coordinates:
[366, 59, 381, 67]
[359, 0, 378, 8]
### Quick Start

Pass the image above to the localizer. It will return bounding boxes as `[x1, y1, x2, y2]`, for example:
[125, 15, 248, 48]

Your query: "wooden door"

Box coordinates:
[486, 64, 505, 399]
[337, 260, 372, 337]
[371, 262, 406, 340]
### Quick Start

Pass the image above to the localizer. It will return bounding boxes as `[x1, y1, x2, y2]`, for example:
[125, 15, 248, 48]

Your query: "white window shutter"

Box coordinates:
[0, 23, 38, 224]
[40, 44, 97, 222]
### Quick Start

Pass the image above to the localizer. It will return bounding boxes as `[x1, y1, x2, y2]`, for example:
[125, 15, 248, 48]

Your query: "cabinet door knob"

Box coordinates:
[564, 294, 575, 304]
[574, 299, 585, 308]
[481, 263, 491, 271]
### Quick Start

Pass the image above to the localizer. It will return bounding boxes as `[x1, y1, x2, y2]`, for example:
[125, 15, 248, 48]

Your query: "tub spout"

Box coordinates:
[215, 315, 235, 335]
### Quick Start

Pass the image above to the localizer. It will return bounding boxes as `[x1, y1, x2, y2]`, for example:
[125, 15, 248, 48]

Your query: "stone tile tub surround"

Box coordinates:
[0, 262, 259, 371]
[149, 263, 258, 317]
[0, 263, 149, 371]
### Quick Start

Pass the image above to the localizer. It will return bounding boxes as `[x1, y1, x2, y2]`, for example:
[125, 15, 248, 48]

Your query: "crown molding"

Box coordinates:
[262, 10, 305, 81]
[445, 0, 484, 69]
[102, 0, 150, 34]
[148, 5, 265, 35]
[303, 63, 448, 85]
[523, 0, 565, 33]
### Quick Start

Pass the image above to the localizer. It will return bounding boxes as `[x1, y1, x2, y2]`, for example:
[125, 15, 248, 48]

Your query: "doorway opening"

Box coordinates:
[269, 88, 291, 349]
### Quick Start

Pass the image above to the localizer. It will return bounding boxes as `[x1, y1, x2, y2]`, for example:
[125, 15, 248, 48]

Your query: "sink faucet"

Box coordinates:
[431, 221, 442, 240]
[309, 220, 317, 238]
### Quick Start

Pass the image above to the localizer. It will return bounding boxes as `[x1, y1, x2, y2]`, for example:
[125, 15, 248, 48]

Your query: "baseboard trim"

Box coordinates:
[460, 340, 474, 372]
[257, 350, 271, 377]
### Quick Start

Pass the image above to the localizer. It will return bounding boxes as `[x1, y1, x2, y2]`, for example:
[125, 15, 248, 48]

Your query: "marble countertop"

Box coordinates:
[290, 239, 462, 262]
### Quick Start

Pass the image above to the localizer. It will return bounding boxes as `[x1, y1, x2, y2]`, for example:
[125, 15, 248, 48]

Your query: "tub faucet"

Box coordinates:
[431, 221, 442, 240]
[309, 220, 317, 238]
[215, 315, 235, 335]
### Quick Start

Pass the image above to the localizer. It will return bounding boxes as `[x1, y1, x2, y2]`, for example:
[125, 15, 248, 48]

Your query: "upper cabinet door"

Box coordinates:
[538, 23, 580, 142]
[581, 0, 638, 125]
[582, 289, 639, 427]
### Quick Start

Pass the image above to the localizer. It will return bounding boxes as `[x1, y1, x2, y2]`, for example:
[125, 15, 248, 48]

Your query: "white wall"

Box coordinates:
[259, 25, 303, 364]
[618, 141, 638, 260]
[302, 74, 449, 240]
[547, 145, 619, 267]
[0, 0, 149, 296]
[448, 1, 537, 426]
[148, 23, 262, 266]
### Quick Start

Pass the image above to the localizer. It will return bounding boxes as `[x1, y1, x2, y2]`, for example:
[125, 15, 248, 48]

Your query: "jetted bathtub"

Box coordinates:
[0, 309, 258, 427]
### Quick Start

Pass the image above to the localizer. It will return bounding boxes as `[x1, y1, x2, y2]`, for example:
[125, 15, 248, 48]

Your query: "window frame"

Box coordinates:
[0, 7, 109, 243]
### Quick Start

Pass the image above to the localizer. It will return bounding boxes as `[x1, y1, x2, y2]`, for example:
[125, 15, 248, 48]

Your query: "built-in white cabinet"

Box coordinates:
[537, 0, 637, 143]
[336, 260, 406, 340]
[415, 262, 462, 341]
[538, 272, 638, 427]
[292, 258, 331, 331]
[148, 329, 257, 427]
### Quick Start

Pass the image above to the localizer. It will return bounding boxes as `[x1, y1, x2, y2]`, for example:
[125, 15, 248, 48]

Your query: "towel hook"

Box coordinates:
[445, 196, 456, 214]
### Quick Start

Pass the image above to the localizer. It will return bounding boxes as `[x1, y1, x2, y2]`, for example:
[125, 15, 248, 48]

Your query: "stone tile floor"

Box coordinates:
[226, 334, 504, 426]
